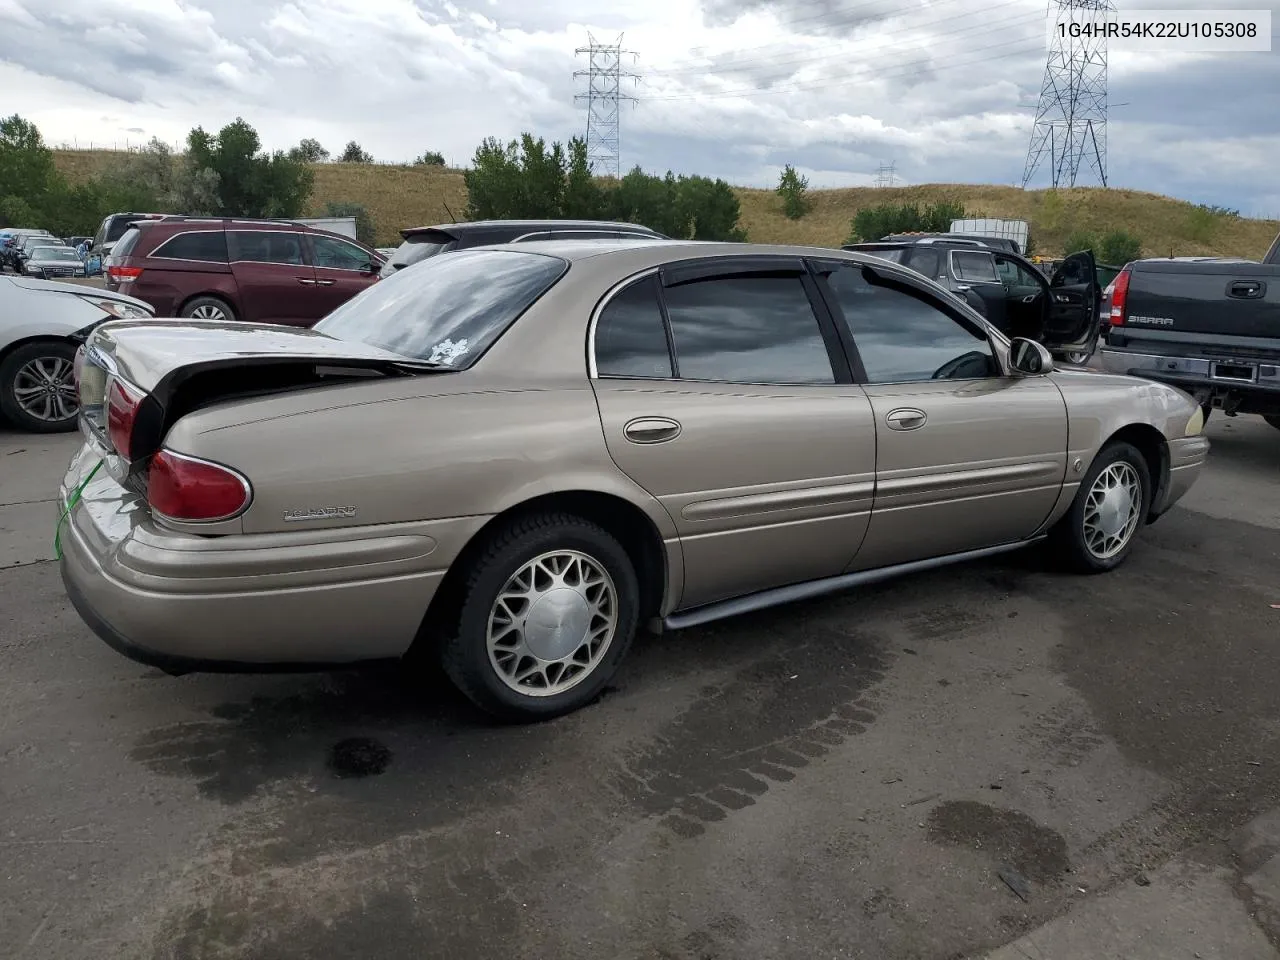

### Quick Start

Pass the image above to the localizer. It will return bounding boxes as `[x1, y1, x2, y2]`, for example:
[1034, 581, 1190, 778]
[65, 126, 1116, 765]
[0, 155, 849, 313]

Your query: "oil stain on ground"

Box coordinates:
[926, 799, 1070, 883]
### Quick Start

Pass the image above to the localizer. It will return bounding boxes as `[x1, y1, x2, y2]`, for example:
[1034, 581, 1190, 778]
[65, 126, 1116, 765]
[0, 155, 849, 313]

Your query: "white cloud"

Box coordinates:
[0, 0, 1275, 214]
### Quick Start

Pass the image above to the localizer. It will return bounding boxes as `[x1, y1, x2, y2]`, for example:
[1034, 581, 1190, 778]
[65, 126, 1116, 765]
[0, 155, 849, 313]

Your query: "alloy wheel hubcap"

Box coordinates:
[1083, 461, 1142, 559]
[13, 356, 78, 422]
[190, 304, 226, 320]
[486, 550, 618, 697]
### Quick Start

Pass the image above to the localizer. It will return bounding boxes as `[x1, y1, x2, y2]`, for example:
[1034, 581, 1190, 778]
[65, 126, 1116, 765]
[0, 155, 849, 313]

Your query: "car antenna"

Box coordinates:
[442, 201, 457, 224]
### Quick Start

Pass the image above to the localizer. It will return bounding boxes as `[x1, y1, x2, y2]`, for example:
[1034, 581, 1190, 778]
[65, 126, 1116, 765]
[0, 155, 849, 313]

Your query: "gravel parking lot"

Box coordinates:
[2, 413, 1278, 960]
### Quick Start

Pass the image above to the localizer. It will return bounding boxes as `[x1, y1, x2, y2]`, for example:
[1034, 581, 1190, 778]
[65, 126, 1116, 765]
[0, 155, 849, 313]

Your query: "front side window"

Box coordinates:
[228, 230, 305, 266]
[825, 265, 997, 383]
[313, 235, 374, 270]
[662, 274, 834, 384]
[314, 249, 568, 368]
[951, 251, 999, 283]
[594, 276, 673, 378]
[152, 231, 228, 263]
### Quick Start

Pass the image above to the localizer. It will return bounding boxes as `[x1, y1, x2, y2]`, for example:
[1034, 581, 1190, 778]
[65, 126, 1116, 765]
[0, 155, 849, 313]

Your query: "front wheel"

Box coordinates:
[438, 512, 640, 722]
[0, 340, 81, 432]
[1050, 441, 1152, 573]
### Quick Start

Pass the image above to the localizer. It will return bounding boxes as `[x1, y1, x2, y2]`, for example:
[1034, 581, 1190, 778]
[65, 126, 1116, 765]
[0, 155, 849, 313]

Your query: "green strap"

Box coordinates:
[54, 459, 103, 561]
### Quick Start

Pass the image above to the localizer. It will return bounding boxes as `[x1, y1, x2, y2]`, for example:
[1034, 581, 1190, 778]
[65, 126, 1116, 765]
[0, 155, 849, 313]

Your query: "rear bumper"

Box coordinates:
[58, 449, 487, 671]
[1101, 347, 1280, 403]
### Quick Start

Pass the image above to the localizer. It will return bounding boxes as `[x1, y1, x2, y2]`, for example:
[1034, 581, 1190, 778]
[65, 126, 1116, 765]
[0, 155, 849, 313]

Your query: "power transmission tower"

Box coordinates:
[1022, 0, 1114, 189]
[874, 161, 896, 188]
[574, 33, 640, 179]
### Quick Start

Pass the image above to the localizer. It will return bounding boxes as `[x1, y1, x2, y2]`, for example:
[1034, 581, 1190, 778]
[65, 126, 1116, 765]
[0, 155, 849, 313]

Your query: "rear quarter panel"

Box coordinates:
[133, 260, 236, 319]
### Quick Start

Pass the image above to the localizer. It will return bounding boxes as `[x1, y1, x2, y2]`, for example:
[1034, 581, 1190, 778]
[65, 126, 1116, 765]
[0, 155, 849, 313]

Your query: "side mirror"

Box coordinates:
[1008, 337, 1054, 376]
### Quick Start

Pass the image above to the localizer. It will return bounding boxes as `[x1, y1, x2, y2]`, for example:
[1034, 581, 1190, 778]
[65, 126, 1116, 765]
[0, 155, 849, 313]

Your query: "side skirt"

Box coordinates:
[660, 537, 1045, 632]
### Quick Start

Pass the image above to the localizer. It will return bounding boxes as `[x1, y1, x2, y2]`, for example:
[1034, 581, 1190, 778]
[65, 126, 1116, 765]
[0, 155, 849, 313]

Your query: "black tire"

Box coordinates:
[1265, 415, 1280, 431]
[0, 340, 81, 433]
[438, 512, 640, 722]
[179, 295, 237, 323]
[1049, 441, 1152, 574]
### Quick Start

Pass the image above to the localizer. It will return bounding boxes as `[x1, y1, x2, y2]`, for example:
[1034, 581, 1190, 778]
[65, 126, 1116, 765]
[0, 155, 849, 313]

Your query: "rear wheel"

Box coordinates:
[0, 340, 80, 432]
[438, 512, 640, 722]
[1050, 441, 1151, 573]
[180, 295, 236, 323]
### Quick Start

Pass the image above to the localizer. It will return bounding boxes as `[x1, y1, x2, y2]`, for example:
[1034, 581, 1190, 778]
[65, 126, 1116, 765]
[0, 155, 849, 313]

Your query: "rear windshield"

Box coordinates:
[107, 217, 140, 243]
[315, 249, 568, 368]
[111, 227, 143, 259]
[379, 232, 456, 278]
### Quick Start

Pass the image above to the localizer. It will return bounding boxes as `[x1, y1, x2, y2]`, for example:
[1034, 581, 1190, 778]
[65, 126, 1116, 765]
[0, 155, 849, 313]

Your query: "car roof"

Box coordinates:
[403, 219, 663, 236]
[463, 238, 913, 268]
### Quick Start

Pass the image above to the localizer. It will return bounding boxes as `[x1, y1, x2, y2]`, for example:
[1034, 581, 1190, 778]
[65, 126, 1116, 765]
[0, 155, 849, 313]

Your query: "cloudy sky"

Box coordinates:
[1, 0, 1277, 215]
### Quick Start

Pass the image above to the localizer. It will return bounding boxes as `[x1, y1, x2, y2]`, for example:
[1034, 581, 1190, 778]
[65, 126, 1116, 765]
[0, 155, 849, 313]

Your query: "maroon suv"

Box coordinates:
[104, 218, 384, 326]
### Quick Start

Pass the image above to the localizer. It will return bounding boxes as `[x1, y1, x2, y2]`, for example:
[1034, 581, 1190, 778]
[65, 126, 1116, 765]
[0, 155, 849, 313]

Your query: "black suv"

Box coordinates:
[379, 219, 667, 279]
[844, 236, 1100, 365]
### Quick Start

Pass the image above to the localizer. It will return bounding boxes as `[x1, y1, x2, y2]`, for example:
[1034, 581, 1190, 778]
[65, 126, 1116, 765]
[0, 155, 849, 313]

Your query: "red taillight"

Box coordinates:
[1109, 267, 1131, 326]
[147, 450, 252, 522]
[106, 377, 144, 457]
[107, 265, 142, 283]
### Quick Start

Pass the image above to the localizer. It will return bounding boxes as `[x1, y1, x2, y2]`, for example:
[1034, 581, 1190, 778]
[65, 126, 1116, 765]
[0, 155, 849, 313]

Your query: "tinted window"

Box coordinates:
[229, 230, 305, 266]
[996, 257, 1042, 288]
[379, 234, 455, 278]
[951, 251, 998, 282]
[595, 277, 673, 378]
[864, 248, 906, 263]
[313, 235, 373, 270]
[314, 249, 567, 367]
[905, 248, 941, 277]
[826, 265, 996, 383]
[111, 227, 143, 258]
[662, 275, 834, 384]
[106, 217, 138, 243]
[152, 231, 228, 263]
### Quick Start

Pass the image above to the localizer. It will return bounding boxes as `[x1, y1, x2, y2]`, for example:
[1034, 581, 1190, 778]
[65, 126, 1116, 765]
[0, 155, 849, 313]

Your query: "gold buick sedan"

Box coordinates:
[58, 239, 1209, 721]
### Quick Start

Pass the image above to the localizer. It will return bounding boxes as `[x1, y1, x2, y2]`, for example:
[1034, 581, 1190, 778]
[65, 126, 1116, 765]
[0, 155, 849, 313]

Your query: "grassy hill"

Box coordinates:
[52, 149, 1279, 259]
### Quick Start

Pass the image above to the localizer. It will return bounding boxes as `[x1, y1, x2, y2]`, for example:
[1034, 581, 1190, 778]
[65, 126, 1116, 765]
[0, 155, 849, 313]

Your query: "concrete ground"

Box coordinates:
[1, 412, 1278, 960]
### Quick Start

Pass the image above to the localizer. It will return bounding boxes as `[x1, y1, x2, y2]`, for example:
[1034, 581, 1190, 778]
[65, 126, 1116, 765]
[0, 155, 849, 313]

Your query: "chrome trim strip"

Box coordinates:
[681, 479, 876, 521]
[664, 537, 1043, 630]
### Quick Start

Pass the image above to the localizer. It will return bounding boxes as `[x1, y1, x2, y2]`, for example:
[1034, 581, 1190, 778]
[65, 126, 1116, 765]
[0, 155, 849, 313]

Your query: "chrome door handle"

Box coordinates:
[315, 279, 336, 286]
[296, 278, 316, 285]
[885, 408, 927, 431]
[623, 417, 682, 444]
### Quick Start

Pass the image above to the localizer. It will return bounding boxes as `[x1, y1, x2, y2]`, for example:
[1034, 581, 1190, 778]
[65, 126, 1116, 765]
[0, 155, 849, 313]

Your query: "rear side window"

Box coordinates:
[228, 230, 305, 266]
[662, 275, 835, 384]
[381, 233, 456, 276]
[594, 276, 674, 378]
[111, 228, 143, 258]
[150, 231, 228, 263]
[905, 248, 940, 276]
[314, 249, 568, 368]
[951, 251, 998, 282]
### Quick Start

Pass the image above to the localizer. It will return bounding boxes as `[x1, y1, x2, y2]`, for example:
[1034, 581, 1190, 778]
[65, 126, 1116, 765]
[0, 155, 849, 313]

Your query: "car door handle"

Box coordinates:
[1228, 280, 1265, 299]
[296, 277, 316, 285]
[315, 279, 336, 286]
[1021, 294, 1037, 303]
[885, 408, 927, 431]
[623, 417, 682, 444]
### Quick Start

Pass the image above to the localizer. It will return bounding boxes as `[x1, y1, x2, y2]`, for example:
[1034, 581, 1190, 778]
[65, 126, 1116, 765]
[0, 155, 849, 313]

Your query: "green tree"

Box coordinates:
[922, 199, 965, 232]
[338, 140, 373, 163]
[322, 200, 377, 247]
[679, 175, 747, 241]
[185, 118, 312, 218]
[0, 114, 58, 223]
[561, 137, 605, 219]
[1063, 229, 1097, 255]
[414, 150, 445, 166]
[776, 163, 810, 220]
[1098, 229, 1142, 265]
[289, 138, 330, 163]
[463, 134, 564, 220]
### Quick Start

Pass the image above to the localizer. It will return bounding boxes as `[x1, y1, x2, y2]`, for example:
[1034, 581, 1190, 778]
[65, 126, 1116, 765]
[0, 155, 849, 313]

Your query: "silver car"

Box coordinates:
[0, 276, 154, 432]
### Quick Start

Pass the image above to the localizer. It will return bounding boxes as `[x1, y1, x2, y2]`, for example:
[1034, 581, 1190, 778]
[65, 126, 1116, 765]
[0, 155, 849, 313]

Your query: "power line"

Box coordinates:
[573, 33, 640, 179]
[1022, 0, 1113, 188]
[640, 33, 1043, 101]
[874, 161, 897, 187]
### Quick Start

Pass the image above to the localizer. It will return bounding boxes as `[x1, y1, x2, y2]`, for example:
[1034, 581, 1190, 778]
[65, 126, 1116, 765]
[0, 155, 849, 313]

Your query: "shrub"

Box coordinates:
[776, 164, 810, 220]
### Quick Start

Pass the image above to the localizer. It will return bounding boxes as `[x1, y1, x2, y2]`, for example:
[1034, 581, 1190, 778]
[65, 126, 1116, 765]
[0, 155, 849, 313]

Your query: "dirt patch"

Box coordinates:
[927, 800, 1070, 882]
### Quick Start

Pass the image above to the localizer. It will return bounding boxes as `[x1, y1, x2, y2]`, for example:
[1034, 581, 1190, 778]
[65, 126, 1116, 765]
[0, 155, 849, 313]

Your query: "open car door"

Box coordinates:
[1044, 250, 1099, 352]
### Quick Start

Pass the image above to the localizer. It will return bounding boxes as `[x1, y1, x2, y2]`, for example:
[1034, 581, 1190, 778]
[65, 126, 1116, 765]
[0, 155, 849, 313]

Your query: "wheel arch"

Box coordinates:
[409, 489, 676, 660]
[0, 334, 78, 367]
[1098, 422, 1169, 523]
[178, 291, 237, 319]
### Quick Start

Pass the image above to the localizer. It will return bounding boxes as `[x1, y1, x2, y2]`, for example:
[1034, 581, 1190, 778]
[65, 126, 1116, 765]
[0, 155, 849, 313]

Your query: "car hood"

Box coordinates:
[7, 276, 151, 311]
[85, 319, 418, 395]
